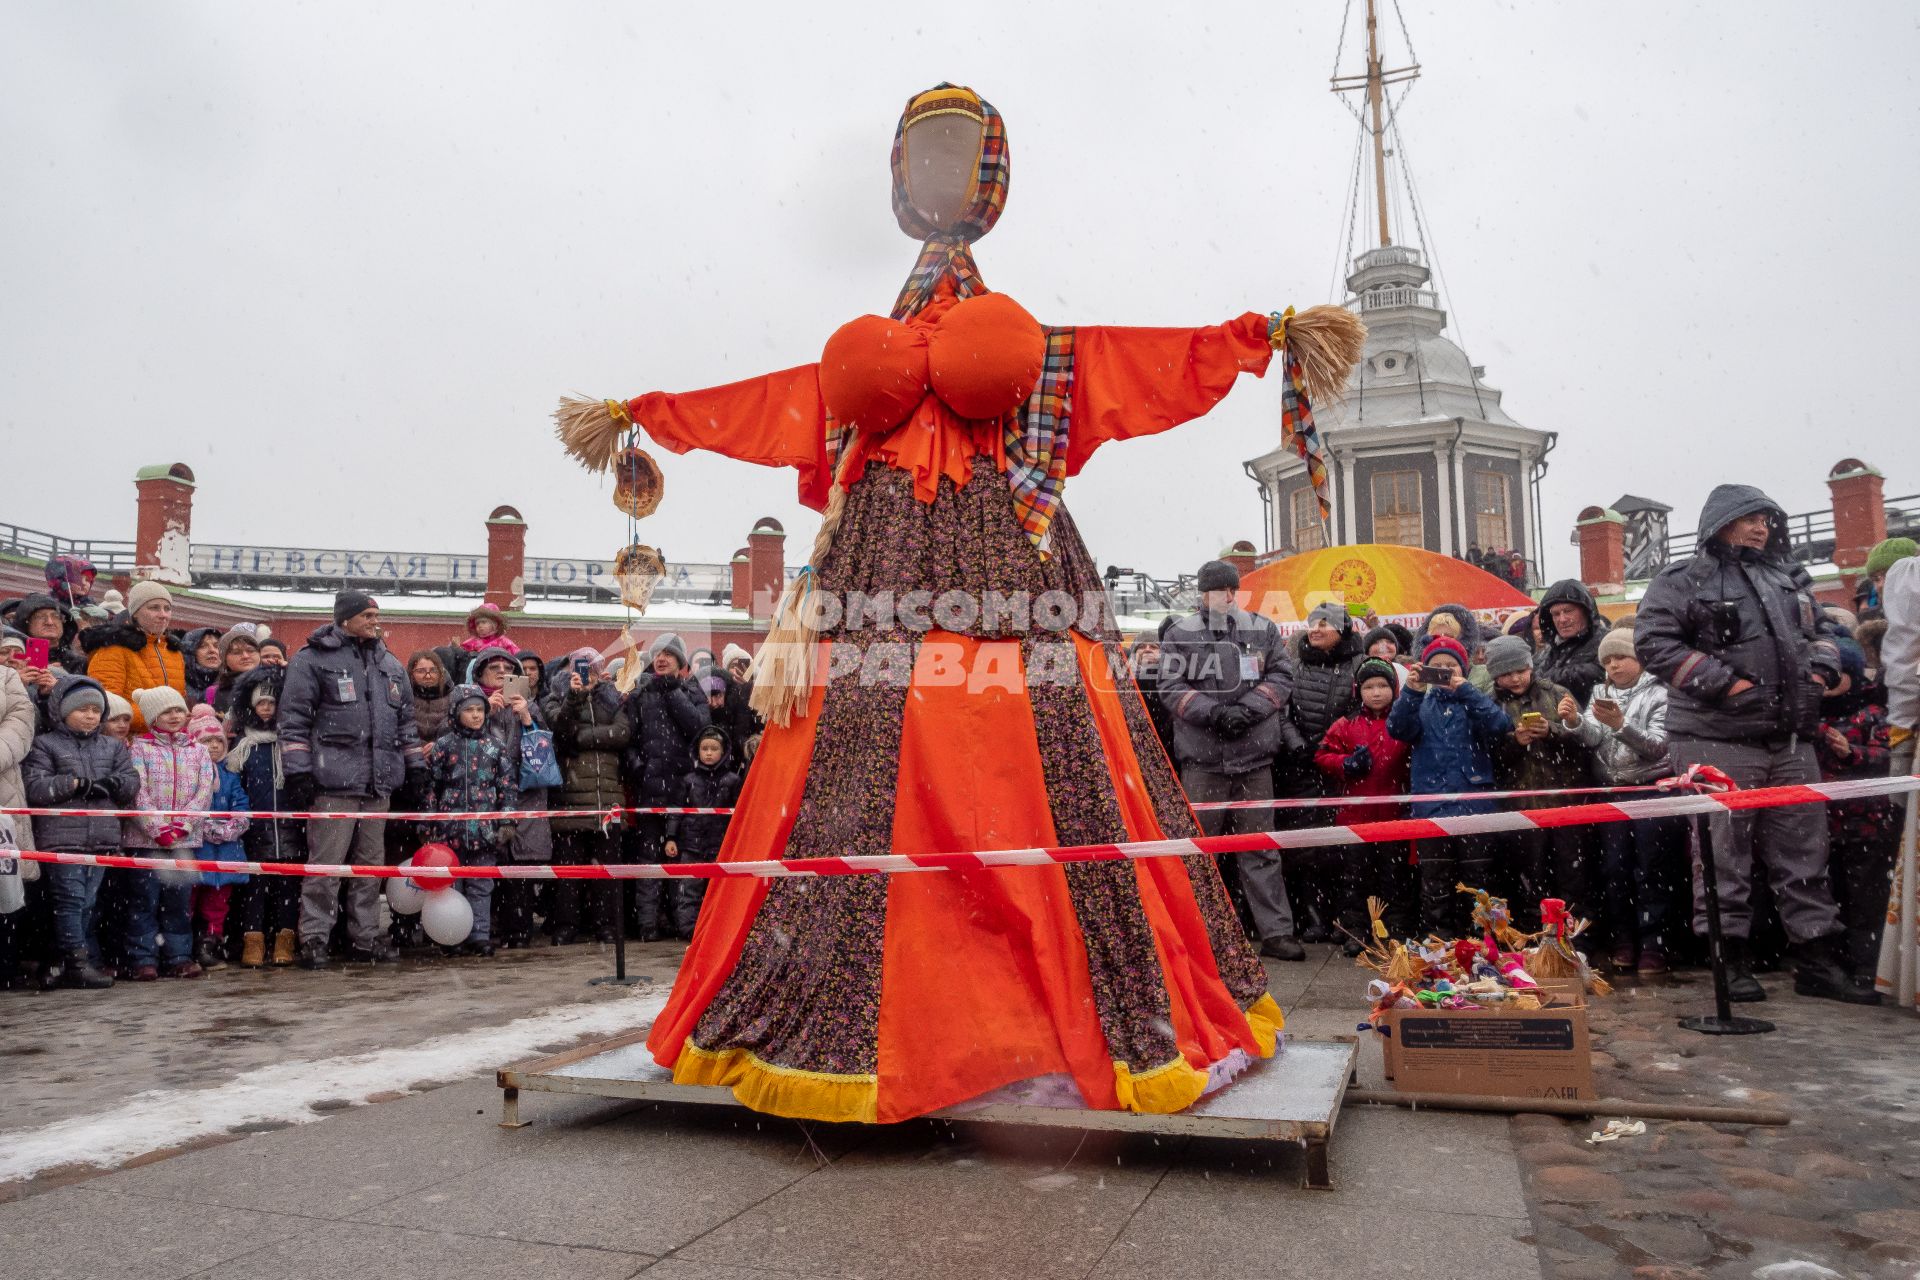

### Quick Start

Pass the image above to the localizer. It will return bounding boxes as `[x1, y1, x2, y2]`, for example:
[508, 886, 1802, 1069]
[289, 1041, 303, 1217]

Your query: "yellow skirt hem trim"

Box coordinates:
[674, 1040, 880, 1124]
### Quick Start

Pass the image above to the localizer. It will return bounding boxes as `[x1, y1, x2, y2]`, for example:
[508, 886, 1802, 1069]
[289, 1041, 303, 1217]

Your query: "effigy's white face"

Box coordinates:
[902, 113, 982, 230]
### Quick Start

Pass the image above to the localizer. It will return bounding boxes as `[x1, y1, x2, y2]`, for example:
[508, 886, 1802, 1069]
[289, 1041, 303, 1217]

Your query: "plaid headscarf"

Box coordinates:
[823, 85, 1077, 558]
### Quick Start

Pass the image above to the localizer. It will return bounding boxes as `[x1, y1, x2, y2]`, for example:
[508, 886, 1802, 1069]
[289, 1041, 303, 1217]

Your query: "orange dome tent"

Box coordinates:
[1238, 543, 1533, 626]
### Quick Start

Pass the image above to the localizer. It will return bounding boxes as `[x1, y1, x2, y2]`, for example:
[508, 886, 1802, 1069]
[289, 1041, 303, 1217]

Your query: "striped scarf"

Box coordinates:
[1280, 342, 1332, 521]
[823, 85, 1077, 558]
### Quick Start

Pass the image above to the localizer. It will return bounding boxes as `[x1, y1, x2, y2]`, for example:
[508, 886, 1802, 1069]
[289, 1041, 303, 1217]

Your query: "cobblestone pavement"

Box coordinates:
[1507, 967, 1920, 1280]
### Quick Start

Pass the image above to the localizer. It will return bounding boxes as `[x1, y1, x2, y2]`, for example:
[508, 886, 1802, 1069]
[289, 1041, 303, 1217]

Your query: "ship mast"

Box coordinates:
[1331, 0, 1420, 247]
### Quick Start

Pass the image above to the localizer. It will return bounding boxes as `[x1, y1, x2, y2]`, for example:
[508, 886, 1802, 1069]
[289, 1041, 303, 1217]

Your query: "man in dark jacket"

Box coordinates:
[620, 633, 710, 940]
[1281, 602, 1365, 938]
[279, 592, 425, 968]
[1635, 484, 1869, 1004]
[1535, 579, 1607, 708]
[1159, 560, 1303, 960]
[21, 675, 138, 988]
[544, 655, 632, 942]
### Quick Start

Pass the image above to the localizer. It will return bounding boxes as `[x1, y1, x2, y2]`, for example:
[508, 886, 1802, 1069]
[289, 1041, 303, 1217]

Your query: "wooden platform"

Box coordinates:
[498, 1032, 1358, 1189]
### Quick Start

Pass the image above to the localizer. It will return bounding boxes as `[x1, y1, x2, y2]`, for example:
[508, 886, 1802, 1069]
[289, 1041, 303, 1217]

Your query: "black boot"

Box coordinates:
[1792, 934, 1881, 1005]
[60, 951, 114, 990]
[1721, 936, 1766, 1003]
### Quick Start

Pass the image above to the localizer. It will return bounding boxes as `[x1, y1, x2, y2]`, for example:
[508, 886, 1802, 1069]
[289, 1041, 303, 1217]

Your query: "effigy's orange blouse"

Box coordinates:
[627, 278, 1274, 509]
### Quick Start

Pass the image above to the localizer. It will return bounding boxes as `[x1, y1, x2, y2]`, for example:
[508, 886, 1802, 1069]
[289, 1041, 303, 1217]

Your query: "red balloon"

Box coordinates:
[407, 843, 461, 890]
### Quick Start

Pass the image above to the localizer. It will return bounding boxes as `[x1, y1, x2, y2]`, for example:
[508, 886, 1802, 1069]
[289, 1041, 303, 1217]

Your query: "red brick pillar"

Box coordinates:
[485, 505, 527, 612]
[133, 463, 196, 585]
[1221, 540, 1257, 582]
[1576, 506, 1625, 596]
[1827, 459, 1886, 577]
[747, 518, 787, 622]
[730, 549, 752, 611]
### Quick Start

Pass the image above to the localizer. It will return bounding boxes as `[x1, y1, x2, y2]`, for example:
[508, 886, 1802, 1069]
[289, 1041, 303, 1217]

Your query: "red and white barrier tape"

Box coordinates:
[0, 805, 730, 822]
[15, 775, 1918, 883]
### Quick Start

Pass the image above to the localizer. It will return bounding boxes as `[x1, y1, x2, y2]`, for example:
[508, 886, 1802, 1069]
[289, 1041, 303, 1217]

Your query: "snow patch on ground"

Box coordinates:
[0, 989, 668, 1182]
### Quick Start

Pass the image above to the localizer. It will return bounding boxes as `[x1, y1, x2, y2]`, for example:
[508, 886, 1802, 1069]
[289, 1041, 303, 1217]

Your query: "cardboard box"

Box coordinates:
[1386, 1004, 1595, 1100]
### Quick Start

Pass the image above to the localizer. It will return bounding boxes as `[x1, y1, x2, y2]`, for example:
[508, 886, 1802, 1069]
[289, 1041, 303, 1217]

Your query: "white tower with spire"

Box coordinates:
[1247, 0, 1556, 582]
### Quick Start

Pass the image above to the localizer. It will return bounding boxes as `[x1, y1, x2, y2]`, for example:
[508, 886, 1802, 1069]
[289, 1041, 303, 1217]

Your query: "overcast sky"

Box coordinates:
[5, 2, 1917, 582]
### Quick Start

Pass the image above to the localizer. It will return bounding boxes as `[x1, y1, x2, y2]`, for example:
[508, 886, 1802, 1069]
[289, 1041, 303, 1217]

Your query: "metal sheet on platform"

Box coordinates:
[504, 1033, 1356, 1146]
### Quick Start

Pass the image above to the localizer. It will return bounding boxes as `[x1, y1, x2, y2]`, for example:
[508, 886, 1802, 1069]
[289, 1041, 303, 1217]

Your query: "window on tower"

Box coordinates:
[1371, 471, 1424, 547]
[1473, 471, 1510, 551]
[1291, 487, 1327, 551]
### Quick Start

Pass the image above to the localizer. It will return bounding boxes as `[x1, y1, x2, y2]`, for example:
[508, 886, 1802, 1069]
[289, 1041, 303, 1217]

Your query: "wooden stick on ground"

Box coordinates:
[1344, 1089, 1790, 1127]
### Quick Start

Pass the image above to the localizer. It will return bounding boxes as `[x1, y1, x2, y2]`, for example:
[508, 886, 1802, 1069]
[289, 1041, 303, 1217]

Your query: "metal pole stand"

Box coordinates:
[1678, 812, 1774, 1036]
[589, 877, 644, 987]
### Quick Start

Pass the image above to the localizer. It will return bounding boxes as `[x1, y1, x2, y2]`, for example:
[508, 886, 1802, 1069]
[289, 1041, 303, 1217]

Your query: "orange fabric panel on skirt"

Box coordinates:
[647, 673, 825, 1067]
[1073, 633, 1260, 1067]
[875, 633, 1117, 1121]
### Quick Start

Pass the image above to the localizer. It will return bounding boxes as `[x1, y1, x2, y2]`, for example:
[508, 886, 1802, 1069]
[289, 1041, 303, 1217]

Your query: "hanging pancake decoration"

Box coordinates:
[614, 543, 667, 613]
[611, 445, 664, 519]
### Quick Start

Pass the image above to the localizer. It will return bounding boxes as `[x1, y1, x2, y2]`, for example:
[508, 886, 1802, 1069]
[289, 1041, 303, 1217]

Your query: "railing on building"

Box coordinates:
[0, 521, 138, 576]
[1663, 495, 1920, 568]
[1355, 286, 1439, 312]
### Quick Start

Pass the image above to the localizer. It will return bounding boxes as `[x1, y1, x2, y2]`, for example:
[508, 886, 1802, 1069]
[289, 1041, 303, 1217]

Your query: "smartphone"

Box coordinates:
[23, 638, 50, 670]
[500, 674, 533, 702]
[1415, 664, 1450, 686]
[1592, 696, 1619, 712]
[1519, 711, 1548, 728]
[573, 657, 593, 681]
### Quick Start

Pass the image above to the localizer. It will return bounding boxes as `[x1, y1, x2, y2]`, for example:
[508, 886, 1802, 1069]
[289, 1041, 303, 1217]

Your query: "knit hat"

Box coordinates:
[1865, 537, 1919, 579]
[133, 685, 189, 724]
[1306, 601, 1349, 631]
[127, 580, 172, 616]
[250, 678, 280, 709]
[1483, 634, 1535, 678]
[1833, 636, 1867, 691]
[700, 675, 728, 697]
[1354, 657, 1399, 693]
[696, 725, 731, 750]
[647, 632, 689, 668]
[722, 643, 752, 670]
[1196, 560, 1241, 594]
[100, 588, 126, 613]
[0, 630, 22, 654]
[1507, 610, 1537, 638]
[1360, 625, 1401, 656]
[1822, 605, 1859, 636]
[57, 684, 106, 718]
[1597, 627, 1638, 664]
[1420, 636, 1471, 670]
[333, 589, 377, 625]
[187, 704, 225, 741]
[218, 629, 260, 663]
[105, 692, 132, 722]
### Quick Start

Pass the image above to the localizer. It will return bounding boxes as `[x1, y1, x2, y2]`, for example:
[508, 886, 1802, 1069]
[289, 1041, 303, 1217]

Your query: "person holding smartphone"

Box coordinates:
[1386, 636, 1511, 935]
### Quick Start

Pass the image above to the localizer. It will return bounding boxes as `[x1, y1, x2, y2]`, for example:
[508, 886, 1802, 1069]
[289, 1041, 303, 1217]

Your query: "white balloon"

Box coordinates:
[420, 888, 474, 946]
[385, 875, 426, 916]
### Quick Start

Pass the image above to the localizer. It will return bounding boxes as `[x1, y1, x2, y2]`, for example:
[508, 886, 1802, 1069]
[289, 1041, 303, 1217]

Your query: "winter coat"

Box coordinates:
[0, 666, 36, 853]
[1815, 687, 1899, 846]
[1158, 605, 1297, 776]
[1386, 679, 1510, 818]
[1635, 485, 1841, 743]
[198, 766, 253, 885]
[1884, 556, 1920, 731]
[411, 679, 453, 744]
[20, 675, 138, 851]
[125, 728, 216, 849]
[1488, 675, 1589, 808]
[278, 623, 424, 797]
[1572, 671, 1672, 785]
[622, 672, 711, 804]
[85, 621, 188, 734]
[1533, 580, 1606, 708]
[1314, 708, 1411, 826]
[1288, 624, 1365, 749]
[425, 725, 519, 855]
[230, 719, 306, 864]
[714, 671, 764, 764]
[545, 680, 632, 833]
[668, 751, 742, 859]
[478, 681, 551, 862]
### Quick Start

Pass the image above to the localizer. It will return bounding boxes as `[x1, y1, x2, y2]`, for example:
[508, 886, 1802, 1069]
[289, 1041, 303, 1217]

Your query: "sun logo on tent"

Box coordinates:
[1327, 558, 1377, 605]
